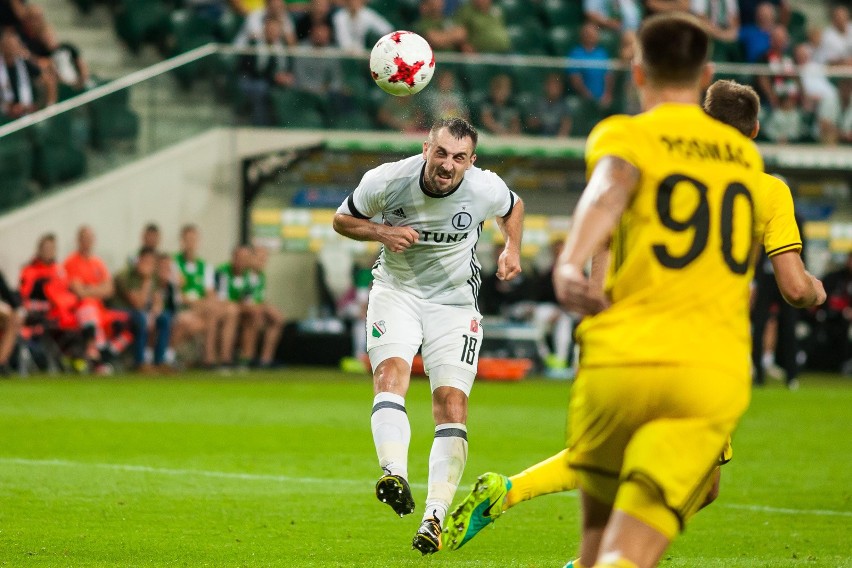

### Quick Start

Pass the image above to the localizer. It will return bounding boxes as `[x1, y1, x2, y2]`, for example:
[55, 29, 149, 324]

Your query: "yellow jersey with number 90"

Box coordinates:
[575, 103, 767, 377]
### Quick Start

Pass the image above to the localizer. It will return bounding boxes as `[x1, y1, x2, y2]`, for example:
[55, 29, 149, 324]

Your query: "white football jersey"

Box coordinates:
[337, 154, 518, 308]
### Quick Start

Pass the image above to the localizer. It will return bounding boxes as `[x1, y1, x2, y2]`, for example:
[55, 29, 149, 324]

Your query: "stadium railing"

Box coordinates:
[0, 44, 850, 215]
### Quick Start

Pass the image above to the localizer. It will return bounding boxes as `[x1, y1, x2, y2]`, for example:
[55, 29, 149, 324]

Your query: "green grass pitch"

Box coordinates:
[1, 370, 850, 567]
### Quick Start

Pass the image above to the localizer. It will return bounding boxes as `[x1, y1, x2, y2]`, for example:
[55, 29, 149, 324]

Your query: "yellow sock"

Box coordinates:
[506, 449, 578, 509]
[568, 560, 585, 568]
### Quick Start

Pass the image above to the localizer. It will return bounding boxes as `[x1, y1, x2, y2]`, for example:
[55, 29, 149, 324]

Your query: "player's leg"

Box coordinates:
[366, 285, 422, 518]
[416, 303, 482, 554]
[238, 304, 262, 365]
[443, 448, 579, 551]
[218, 300, 240, 366]
[590, 368, 749, 568]
[258, 305, 284, 366]
[0, 302, 20, 371]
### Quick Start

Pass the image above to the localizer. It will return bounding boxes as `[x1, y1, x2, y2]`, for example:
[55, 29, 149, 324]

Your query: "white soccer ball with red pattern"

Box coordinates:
[369, 31, 435, 96]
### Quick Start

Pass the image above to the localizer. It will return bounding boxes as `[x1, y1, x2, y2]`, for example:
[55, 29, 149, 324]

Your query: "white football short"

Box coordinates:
[366, 284, 483, 396]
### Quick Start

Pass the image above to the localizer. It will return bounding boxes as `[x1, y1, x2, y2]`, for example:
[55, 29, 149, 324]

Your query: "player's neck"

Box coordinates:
[640, 86, 701, 111]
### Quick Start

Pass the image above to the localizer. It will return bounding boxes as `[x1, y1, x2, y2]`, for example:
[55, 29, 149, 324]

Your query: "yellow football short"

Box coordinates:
[566, 365, 750, 536]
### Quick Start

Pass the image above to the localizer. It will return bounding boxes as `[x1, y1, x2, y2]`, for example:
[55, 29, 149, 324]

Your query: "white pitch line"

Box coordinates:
[1, 457, 851, 518]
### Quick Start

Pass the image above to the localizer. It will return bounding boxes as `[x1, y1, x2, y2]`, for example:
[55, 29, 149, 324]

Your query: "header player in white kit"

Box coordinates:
[333, 117, 525, 555]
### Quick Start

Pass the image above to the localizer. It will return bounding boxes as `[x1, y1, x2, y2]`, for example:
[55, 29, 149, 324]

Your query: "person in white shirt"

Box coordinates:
[816, 5, 852, 65]
[583, 0, 642, 32]
[331, 0, 392, 51]
[333, 117, 524, 555]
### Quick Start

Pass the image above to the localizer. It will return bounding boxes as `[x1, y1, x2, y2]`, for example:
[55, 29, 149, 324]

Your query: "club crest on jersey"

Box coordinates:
[452, 212, 473, 230]
[371, 320, 387, 338]
[469, 318, 479, 333]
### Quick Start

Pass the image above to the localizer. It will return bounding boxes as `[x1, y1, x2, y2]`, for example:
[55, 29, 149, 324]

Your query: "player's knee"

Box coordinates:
[373, 357, 410, 394]
[431, 385, 468, 424]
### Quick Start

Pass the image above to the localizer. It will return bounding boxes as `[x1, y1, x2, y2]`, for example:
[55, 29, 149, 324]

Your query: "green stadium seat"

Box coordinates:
[541, 0, 584, 27]
[508, 21, 549, 55]
[332, 109, 375, 131]
[89, 88, 140, 150]
[547, 25, 577, 56]
[511, 66, 551, 97]
[497, 0, 540, 26]
[0, 134, 33, 212]
[788, 10, 807, 46]
[113, 0, 171, 54]
[168, 10, 218, 87]
[270, 89, 328, 128]
[458, 63, 497, 98]
[30, 114, 87, 187]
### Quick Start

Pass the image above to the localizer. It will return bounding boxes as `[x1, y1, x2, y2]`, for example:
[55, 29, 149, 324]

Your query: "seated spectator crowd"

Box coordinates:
[0, 223, 284, 375]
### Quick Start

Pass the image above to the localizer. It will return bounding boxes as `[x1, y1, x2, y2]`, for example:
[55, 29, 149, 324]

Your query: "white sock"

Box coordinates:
[371, 392, 410, 479]
[424, 422, 468, 524]
[554, 313, 573, 363]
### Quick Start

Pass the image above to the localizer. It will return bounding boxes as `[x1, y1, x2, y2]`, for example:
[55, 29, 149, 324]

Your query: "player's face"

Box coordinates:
[182, 229, 198, 254]
[422, 128, 476, 194]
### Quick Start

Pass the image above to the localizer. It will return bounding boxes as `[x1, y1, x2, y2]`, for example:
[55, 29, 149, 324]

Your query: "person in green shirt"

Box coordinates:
[249, 246, 285, 368]
[414, 0, 467, 52]
[216, 244, 262, 369]
[174, 224, 240, 368]
[454, 0, 511, 54]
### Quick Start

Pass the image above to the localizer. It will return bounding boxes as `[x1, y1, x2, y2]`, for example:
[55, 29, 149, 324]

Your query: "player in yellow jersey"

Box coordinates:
[442, 80, 820, 564]
[552, 15, 825, 568]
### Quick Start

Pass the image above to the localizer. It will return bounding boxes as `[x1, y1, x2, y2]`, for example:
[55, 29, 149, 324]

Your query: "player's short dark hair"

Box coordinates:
[180, 223, 197, 237]
[430, 117, 478, 150]
[38, 233, 56, 247]
[638, 13, 709, 87]
[144, 223, 159, 234]
[703, 80, 760, 136]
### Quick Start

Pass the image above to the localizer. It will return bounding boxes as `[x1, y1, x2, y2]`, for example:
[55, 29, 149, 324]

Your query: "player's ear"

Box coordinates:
[699, 62, 715, 90]
[422, 141, 429, 159]
[631, 61, 644, 88]
[469, 153, 476, 168]
[751, 120, 760, 140]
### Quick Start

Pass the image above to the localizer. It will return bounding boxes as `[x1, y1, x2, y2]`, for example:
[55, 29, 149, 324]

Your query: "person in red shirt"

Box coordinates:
[63, 225, 130, 371]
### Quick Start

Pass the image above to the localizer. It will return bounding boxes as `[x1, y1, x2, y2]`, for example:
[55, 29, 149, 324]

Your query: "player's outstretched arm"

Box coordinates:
[332, 213, 419, 253]
[494, 197, 524, 281]
[554, 156, 638, 315]
[769, 251, 827, 308]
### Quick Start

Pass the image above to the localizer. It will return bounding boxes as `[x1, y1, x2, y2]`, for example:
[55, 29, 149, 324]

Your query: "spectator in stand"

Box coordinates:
[414, 0, 467, 52]
[376, 93, 429, 132]
[249, 246, 284, 368]
[51, 41, 91, 96]
[237, 17, 293, 126]
[479, 73, 521, 135]
[292, 23, 350, 114]
[691, 0, 741, 61]
[739, 1, 776, 62]
[583, 0, 643, 33]
[840, 80, 852, 143]
[763, 93, 804, 142]
[0, 268, 21, 375]
[816, 5, 852, 65]
[738, 0, 790, 27]
[815, 252, 852, 374]
[64, 225, 132, 373]
[114, 247, 173, 373]
[756, 25, 800, 109]
[615, 30, 641, 114]
[174, 224, 238, 369]
[455, 0, 511, 54]
[294, 0, 335, 43]
[128, 223, 161, 266]
[795, 43, 840, 145]
[234, 0, 297, 47]
[0, 27, 54, 120]
[0, 0, 24, 31]
[331, 0, 392, 52]
[642, 0, 690, 16]
[426, 68, 469, 122]
[217, 245, 261, 370]
[526, 72, 572, 137]
[567, 22, 614, 113]
[18, 6, 54, 66]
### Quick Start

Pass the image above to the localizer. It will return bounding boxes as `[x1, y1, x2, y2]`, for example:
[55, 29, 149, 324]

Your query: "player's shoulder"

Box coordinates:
[363, 154, 423, 185]
[464, 164, 508, 191]
[587, 114, 635, 142]
[759, 172, 791, 192]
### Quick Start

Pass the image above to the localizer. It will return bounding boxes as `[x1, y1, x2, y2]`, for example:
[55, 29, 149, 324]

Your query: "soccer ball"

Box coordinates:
[369, 31, 435, 96]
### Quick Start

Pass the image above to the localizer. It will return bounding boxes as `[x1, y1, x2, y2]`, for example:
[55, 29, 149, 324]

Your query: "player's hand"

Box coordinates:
[378, 225, 419, 253]
[554, 263, 609, 316]
[496, 247, 521, 281]
[811, 274, 827, 306]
